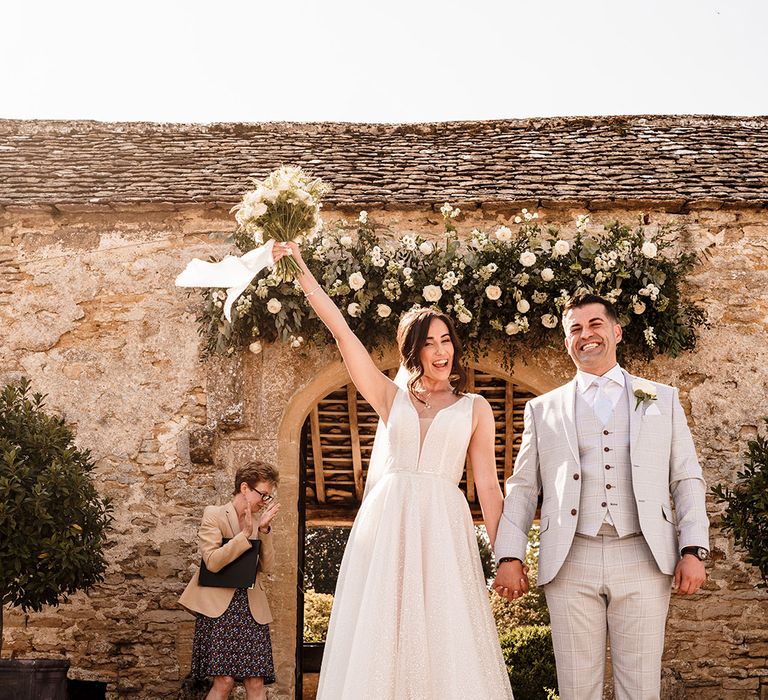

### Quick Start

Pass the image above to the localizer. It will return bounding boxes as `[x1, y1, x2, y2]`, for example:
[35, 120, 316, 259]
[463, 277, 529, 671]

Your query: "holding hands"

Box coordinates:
[492, 560, 530, 601]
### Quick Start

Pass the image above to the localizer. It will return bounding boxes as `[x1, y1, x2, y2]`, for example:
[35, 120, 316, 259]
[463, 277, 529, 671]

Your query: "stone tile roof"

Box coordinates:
[1, 116, 766, 208]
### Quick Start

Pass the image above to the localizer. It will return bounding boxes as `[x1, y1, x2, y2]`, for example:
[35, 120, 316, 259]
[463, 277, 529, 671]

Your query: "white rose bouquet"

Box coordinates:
[231, 166, 330, 282]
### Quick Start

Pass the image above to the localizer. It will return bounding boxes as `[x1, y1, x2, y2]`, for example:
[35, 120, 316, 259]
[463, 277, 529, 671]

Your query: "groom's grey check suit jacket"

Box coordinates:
[495, 369, 709, 585]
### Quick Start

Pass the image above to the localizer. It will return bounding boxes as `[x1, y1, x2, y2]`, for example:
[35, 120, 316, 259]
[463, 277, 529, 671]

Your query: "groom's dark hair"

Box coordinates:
[562, 292, 619, 324]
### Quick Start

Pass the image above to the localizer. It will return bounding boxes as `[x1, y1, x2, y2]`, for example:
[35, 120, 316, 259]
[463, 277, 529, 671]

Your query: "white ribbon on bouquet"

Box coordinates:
[175, 239, 277, 322]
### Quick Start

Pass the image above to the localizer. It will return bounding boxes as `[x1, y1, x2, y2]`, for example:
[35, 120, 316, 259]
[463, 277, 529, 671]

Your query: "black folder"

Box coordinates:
[198, 538, 261, 588]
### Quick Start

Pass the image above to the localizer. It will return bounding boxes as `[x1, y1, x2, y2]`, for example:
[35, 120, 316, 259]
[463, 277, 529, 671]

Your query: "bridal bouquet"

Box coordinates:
[232, 166, 330, 281]
[176, 166, 329, 321]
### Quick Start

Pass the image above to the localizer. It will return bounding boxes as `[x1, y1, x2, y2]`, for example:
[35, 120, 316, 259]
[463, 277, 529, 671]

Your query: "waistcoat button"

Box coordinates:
[603, 430, 609, 435]
[601, 501, 607, 507]
[571, 508, 577, 516]
[605, 465, 611, 470]
[573, 473, 580, 480]
[606, 484, 612, 489]
[604, 447, 610, 452]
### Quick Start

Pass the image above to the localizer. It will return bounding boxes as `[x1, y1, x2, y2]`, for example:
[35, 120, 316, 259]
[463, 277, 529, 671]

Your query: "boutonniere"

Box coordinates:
[632, 378, 658, 410]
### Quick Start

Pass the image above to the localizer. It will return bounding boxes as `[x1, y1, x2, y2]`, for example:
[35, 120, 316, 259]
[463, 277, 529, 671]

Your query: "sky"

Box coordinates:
[1, 0, 766, 124]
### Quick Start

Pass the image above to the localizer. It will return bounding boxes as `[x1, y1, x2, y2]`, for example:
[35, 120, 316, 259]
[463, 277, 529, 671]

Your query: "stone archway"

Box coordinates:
[276, 347, 561, 698]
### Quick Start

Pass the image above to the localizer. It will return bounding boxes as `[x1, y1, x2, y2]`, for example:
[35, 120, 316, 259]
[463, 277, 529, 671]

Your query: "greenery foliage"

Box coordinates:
[500, 625, 558, 700]
[710, 418, 768, 586]
[0, 378, 113, 652]
[303, 527, 351, 594]
[198, 209, 707, 367]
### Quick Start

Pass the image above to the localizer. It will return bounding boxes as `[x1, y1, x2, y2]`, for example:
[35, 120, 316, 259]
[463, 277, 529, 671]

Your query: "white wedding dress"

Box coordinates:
[316, 388, 514, 700]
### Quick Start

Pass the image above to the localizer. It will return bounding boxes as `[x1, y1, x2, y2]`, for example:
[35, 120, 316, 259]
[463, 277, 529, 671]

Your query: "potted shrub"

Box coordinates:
[0, 378, 113, 699]
[711, 418, 768, 586]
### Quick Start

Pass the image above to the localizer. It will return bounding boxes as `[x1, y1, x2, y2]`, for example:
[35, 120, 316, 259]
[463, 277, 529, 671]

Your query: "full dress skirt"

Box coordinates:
[316, 389, 514, 700]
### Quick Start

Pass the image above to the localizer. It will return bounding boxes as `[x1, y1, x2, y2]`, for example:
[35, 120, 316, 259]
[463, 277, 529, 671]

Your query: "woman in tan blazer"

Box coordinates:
[179, 460, 281, 700]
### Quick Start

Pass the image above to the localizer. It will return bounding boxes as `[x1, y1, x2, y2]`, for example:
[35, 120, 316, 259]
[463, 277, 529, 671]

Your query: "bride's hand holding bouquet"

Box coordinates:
[175, 166, 329, 321]
[231, 167, 329, 281]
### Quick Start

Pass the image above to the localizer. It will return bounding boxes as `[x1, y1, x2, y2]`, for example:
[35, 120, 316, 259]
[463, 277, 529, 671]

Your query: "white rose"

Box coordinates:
[514, 216, 522, 224]
[495, 226, 513, 242]
[553, 239, 571, 256]
[252, 202, 268, 218]
[517, 299, 530, 313]
[358, 210, 368, 223]
[633, 301, 646, 314]
[541, 267, 554, 282]
[423, 285, 443, 303]
[248, 341, 262, 354]
[419, 241, 434, 255]
[290, 336, 304, 348]
[347, 302, 361, 317]
[641, 241, 658, 258]
[458, 311, 472, 324]
[348, 272, 366, 290]
[541, 314, 559, 329]
[340, 235, 354, 248]
[267, 298, 282, 314]
[632, 378, 657, 399]
[519, 251, 537, 267]
[377, 304, 392, 318]
[505, 322, 521, 335]
[485, 285, 502, 301]
[402, 267, 413, 277]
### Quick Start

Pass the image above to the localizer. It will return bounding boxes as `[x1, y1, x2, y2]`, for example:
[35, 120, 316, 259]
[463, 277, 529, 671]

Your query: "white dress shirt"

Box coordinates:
[576, 364, 625, 410]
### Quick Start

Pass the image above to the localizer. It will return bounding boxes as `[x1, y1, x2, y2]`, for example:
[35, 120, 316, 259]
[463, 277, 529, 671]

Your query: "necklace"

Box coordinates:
[415, 387, 432, 410]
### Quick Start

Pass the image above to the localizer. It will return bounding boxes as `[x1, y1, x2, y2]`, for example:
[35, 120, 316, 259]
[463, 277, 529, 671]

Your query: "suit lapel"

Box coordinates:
[561, 379, 580, 464]
[222, 502, 239, 538]
[623, 369, 641, 461]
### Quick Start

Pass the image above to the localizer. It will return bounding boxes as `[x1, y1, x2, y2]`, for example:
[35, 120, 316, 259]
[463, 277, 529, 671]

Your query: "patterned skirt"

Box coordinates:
[191, 588, 275, 683]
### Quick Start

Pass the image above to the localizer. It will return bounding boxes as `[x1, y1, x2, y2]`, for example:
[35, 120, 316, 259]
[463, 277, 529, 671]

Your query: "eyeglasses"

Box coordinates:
[251, 486, 275, 503]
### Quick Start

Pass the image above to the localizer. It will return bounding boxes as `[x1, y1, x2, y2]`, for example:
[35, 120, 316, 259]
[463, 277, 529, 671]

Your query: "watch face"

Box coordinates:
[698, 548, 709, 561]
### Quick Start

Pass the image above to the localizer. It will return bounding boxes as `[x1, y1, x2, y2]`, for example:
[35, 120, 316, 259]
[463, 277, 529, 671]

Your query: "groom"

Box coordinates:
[493, 292, 709, 700]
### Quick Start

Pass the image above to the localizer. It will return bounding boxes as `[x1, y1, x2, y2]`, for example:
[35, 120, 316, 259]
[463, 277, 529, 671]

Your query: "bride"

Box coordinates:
[273, 242, 514, 699]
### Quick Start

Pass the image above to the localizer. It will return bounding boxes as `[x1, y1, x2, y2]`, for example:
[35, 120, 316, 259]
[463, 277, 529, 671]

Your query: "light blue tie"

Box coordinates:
[592, 376, 614, 426]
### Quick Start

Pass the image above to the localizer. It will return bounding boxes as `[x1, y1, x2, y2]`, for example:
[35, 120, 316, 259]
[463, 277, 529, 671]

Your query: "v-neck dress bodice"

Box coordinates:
[317, 387, 514, 700]
[384, 388, 474, 482]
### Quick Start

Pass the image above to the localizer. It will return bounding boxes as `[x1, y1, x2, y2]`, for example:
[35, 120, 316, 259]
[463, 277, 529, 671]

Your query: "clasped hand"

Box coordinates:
[492, 560, 530, 601]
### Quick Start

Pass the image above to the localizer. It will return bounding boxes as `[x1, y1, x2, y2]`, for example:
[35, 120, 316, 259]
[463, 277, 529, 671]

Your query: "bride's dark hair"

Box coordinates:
[396, 307, 467, 402]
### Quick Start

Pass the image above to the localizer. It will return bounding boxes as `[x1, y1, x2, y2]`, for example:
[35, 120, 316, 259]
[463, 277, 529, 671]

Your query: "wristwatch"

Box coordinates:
[681, 546, 709, 561]
[498, 557, 522, 565]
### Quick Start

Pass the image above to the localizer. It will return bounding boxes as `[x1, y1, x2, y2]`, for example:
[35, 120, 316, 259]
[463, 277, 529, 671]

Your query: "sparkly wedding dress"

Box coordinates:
[316, 387, 514, 700]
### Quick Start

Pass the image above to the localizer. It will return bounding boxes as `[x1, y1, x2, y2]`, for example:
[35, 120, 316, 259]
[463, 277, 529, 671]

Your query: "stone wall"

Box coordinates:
[1, 202, 767, 699]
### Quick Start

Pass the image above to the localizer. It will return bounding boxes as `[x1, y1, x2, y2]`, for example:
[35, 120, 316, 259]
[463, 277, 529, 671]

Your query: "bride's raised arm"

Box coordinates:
[273, 241, 398, 422]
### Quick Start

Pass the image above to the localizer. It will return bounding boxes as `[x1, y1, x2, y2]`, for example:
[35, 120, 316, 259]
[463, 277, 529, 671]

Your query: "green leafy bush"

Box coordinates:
[0, 378, 113, 653]
[303, 588, 333, 643]
[499, 625, 558, 700]
[711, 418, 768, 586]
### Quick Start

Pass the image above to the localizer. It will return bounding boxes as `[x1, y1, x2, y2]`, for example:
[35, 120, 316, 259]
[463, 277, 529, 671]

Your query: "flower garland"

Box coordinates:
[195, 207, 707, 367]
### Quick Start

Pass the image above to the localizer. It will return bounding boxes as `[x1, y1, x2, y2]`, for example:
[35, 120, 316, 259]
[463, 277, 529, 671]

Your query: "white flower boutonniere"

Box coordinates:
[632, 378, 658, 410]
